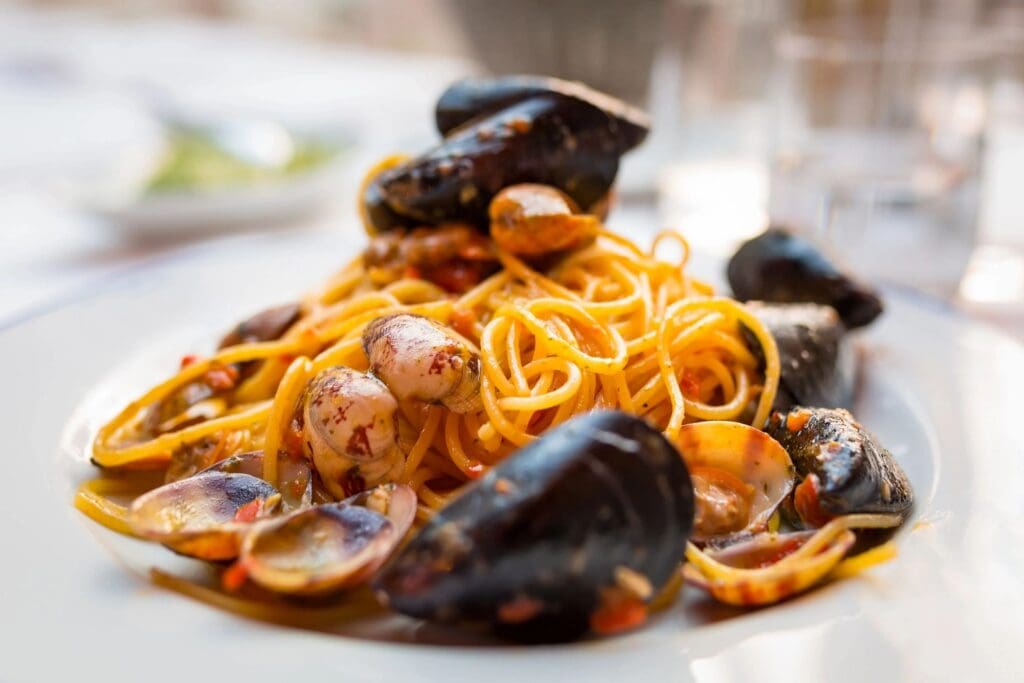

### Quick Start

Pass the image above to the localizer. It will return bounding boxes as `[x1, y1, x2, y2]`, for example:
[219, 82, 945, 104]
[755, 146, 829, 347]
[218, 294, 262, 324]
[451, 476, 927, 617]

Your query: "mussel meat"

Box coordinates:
[744, 302, 855, 410]
[128, 471, 278, 560]
[488, 183, 598, 256]
[728, 228, 883, 329]
[674, 421, 795, 544]
[364, 92, 645, 231]
[434, 75, 650, 148]
[765, 407, 914, 527]
[373, 411, 694, 642]
[238, 484, 416, 595]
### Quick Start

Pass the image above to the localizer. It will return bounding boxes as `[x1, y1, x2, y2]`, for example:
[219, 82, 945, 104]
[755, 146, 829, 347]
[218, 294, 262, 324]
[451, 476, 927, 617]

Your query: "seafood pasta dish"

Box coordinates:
[76, 76, 914, 642]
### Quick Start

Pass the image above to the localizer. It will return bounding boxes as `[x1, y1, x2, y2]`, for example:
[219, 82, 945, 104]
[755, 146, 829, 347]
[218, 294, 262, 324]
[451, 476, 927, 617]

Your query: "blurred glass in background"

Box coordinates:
[770, 9, 992, 298]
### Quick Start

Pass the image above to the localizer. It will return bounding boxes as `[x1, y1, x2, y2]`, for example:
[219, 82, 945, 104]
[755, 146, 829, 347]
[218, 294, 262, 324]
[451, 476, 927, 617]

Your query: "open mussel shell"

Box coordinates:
[743, 302, 855, 410]
[201, 451, 312, 511]
[434, 75, 650, 149]
[675, 421, 795, 544]
[728, 228, 883, 329]
[373, 411, 695, 642]
[765, 407, 914, 526]
[128, 472, 278, 561]
[365, 93, 639, 231]
[238, 484, 415, 596]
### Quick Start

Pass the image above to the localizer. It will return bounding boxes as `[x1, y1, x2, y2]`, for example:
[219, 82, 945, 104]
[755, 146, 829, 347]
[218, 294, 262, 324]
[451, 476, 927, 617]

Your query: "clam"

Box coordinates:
[684, 528, 855, 607]
[302, 366, 404, 500]
[128, 472, 278, 560]
[238, 484, 416, 595]
[373, 411, 695, 642]
[743, 302, 855, 410]
[765, 407, 914, 527]
[728, 228, 883, 329]
[702, 529, 815, 567]
[202, 451, 312, 511]
[683, 513, 902, 606]
[675, 421, 796, 544]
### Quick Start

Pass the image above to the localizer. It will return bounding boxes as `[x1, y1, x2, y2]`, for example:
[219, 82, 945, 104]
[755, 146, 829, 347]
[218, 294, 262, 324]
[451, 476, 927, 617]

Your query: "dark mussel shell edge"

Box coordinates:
[434, 75, 650, 149]
[743, 302, 855, 410]
[728, 228, 884, 329]
[366, 85, 648, 232]
[373, 411, 694, 642]
[765, 407, 914, 525]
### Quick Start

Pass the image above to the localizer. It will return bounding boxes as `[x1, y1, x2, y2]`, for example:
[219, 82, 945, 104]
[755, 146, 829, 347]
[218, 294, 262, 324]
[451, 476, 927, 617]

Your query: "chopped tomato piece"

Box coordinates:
[794, 474, 833, 528]
[450, 306, 478, 339]
[497, 595, 545, 624]
[465, 460, 486, 479]
[221, 561, 249, 592]
[679, 369, 701, 400]
[756, 536, 809, 568]
[590, 597, 648, 635]
[426, 261, 484, 293]
[786, 410, 811, 432]
[180, 354, 200, 369]
[205, 364, 239, 391]
[282, 421, 305, 457]
[233, 499, 261, 523]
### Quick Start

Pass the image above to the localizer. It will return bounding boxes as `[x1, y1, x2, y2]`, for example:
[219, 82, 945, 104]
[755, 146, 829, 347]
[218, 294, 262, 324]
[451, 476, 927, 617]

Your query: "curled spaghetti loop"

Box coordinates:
[87, 230, 780, 526]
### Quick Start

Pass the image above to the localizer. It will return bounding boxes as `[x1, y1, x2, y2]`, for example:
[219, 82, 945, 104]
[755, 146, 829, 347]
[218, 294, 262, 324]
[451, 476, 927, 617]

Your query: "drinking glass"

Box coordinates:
[769, 17, 994, 297]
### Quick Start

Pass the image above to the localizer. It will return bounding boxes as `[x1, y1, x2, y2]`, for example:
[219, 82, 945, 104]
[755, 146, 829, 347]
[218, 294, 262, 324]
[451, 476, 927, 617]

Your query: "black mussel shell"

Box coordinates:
[219, 303, 301, 349]
[728, 228, 884, 329]
[366, 93, 643, 231]
[743, 302, 854, 410]
[373, 411, 694, 642]
[765, 407, 914, 524]
[363, 174, 417, 232]
[435, 75, 650, 150]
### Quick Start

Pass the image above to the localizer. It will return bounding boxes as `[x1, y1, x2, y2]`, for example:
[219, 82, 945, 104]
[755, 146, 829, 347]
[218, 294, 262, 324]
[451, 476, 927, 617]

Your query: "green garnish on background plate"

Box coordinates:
[145, 128, 339, 194]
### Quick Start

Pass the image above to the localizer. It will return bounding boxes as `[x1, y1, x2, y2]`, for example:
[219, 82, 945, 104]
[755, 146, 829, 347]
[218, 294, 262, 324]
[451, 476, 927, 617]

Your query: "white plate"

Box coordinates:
[88, 157, 352, 238]
[1, 230, 1022, 682]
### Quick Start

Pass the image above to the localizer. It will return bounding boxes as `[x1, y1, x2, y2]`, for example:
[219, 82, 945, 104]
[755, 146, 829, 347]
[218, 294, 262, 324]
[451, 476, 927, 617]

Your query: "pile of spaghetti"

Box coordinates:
[79, 221, 779, 530]
[72, 76, 909, 636]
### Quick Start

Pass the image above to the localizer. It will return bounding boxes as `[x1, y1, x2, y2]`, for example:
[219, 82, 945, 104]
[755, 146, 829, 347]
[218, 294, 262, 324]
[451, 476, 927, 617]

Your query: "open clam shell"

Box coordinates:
[341, 482, 417, 535]
[238, 484, 416, 596]
[202, 451, 312, 511]
[128, 472, 278, 560]
[675, 421, 796, 544]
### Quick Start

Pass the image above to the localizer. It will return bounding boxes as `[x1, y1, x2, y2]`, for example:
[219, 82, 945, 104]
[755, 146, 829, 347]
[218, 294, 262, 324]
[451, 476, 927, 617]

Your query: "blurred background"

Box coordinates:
[2, 0, 1023, 334]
